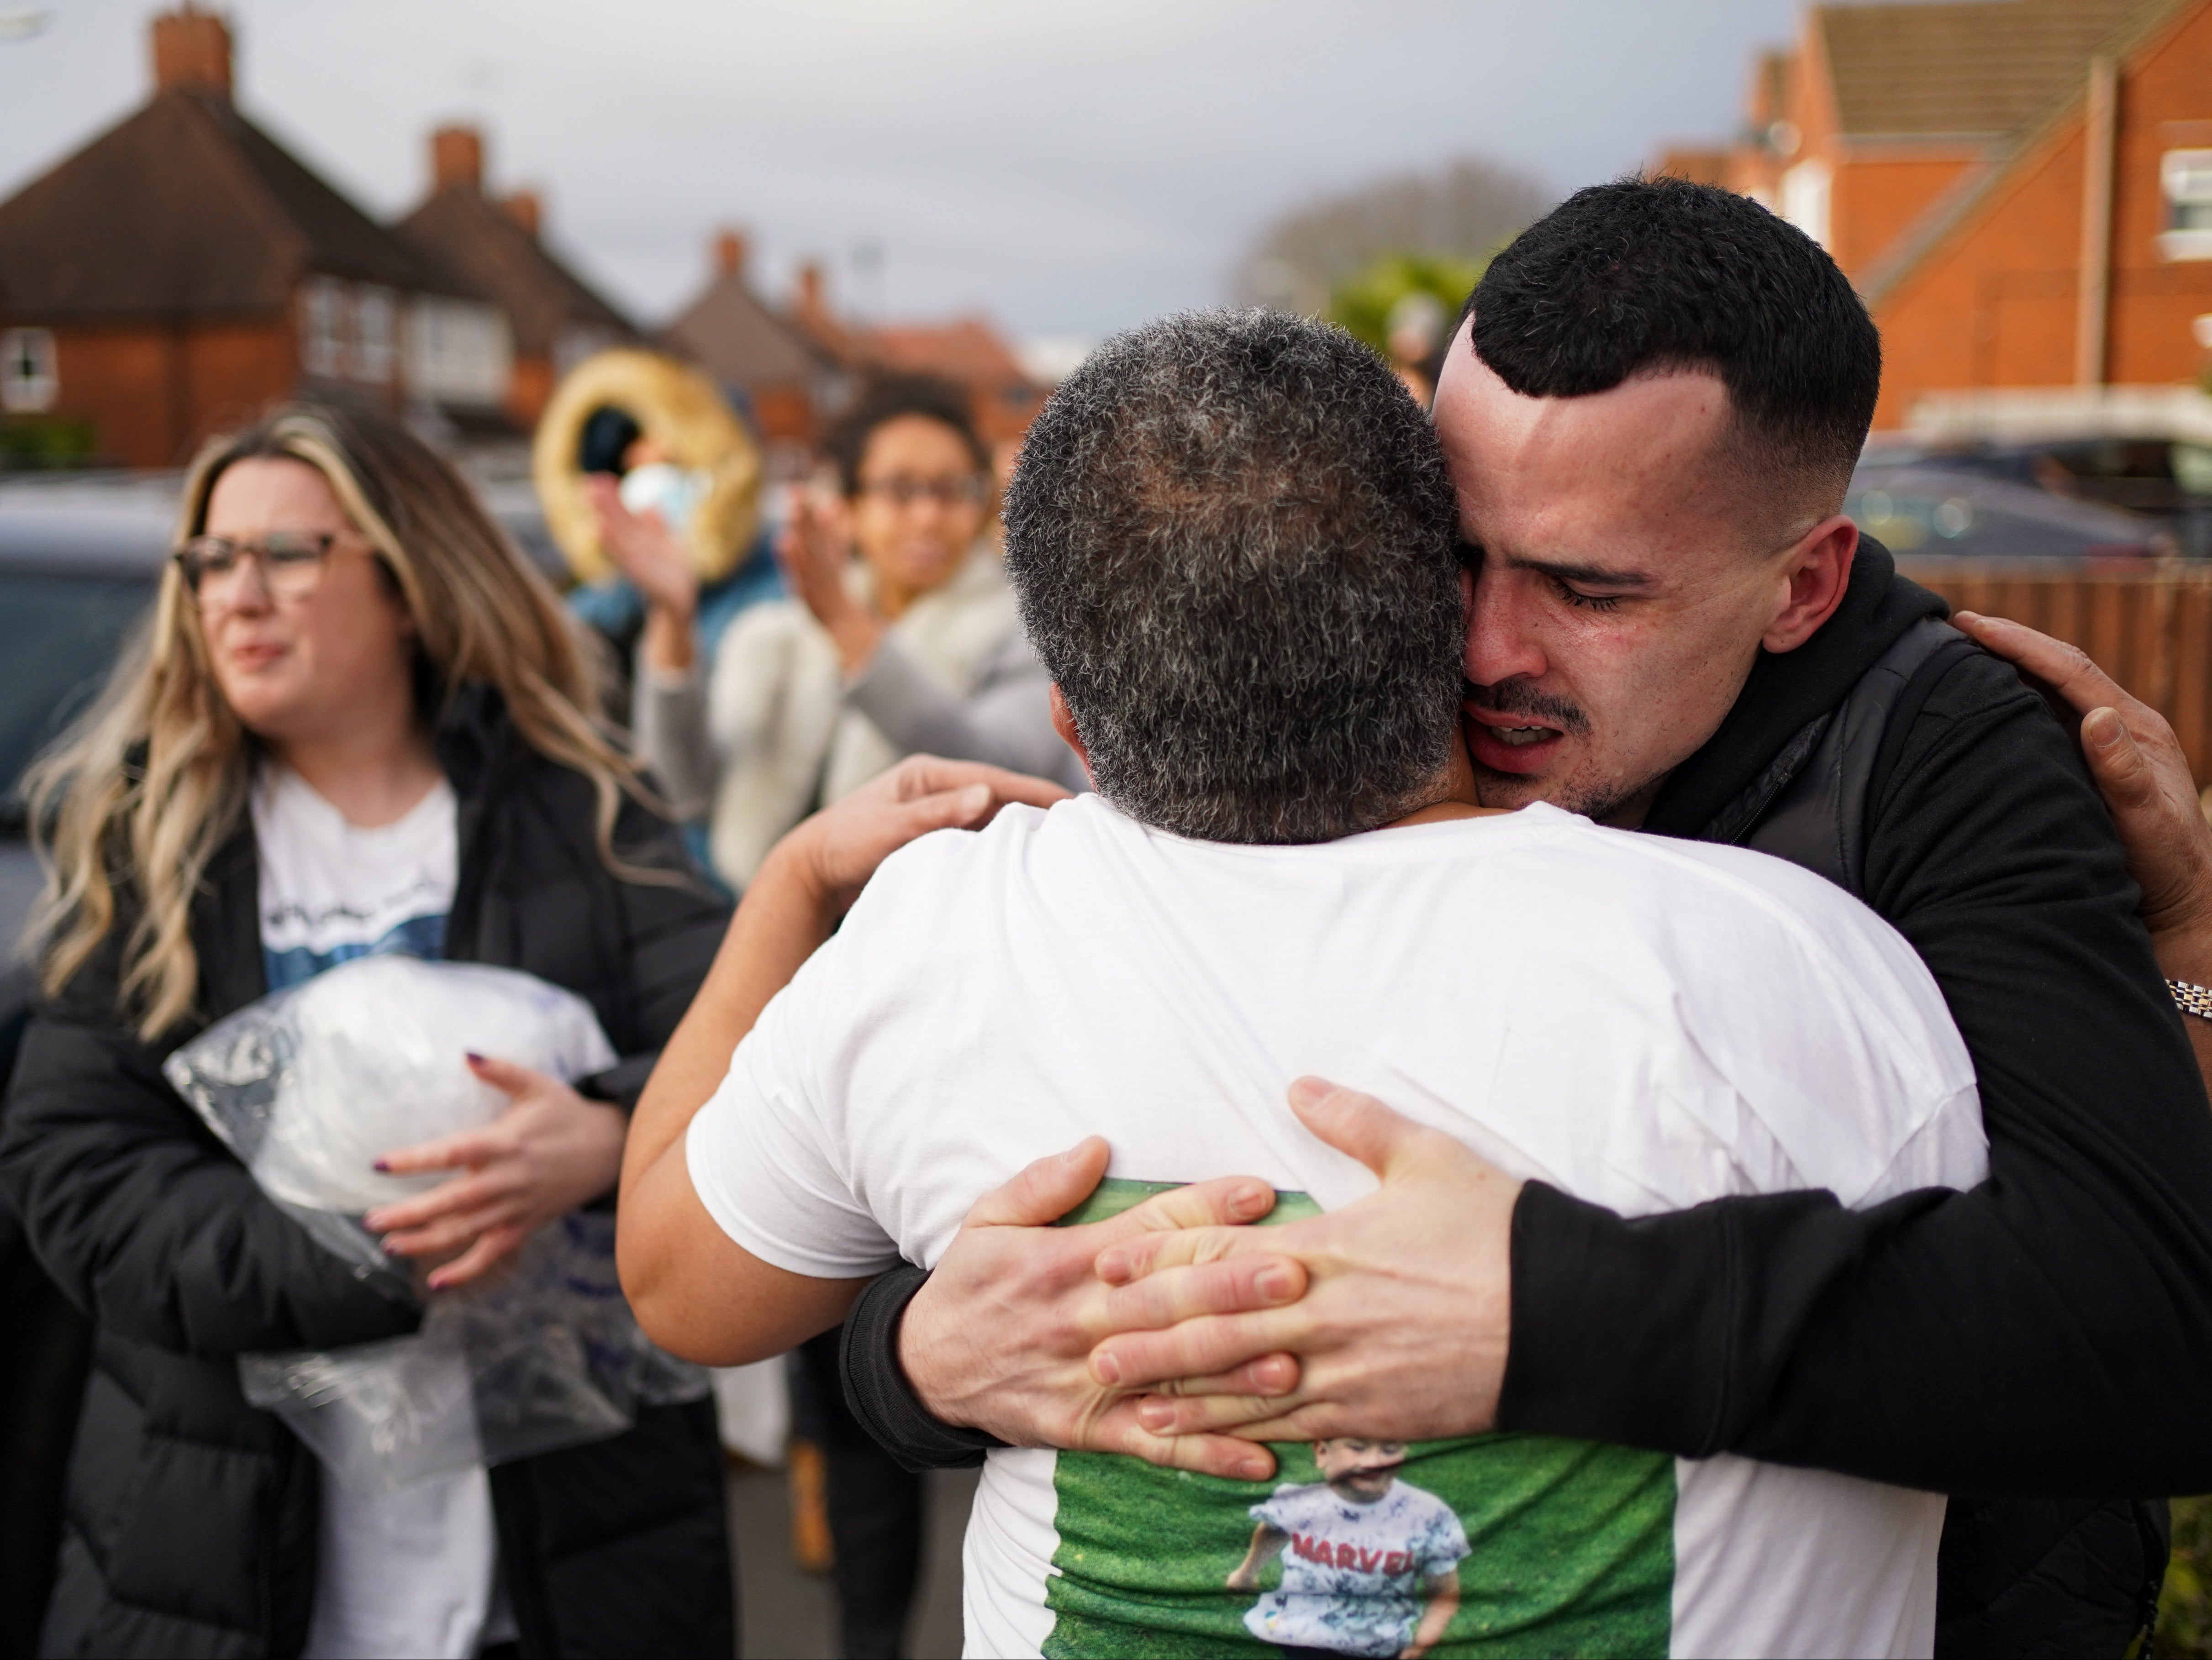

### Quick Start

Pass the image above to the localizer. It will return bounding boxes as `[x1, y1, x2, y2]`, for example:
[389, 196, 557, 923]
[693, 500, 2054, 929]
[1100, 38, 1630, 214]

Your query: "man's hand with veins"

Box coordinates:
[900, 1077, 1522, 1467]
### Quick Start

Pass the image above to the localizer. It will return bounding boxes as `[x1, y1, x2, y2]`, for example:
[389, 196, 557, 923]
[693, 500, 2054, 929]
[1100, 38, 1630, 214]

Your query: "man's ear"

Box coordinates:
[1049, 685, 1095, 785]
[1763, 515, 1858, 654]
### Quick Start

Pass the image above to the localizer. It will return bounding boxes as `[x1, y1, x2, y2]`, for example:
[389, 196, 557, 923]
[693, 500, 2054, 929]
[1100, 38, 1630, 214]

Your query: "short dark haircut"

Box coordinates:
[1005, 310, 1464, 844]
[578, 404, 642, 476]
[823, 374, 989, 497]
[1468, 177, 1880, 521]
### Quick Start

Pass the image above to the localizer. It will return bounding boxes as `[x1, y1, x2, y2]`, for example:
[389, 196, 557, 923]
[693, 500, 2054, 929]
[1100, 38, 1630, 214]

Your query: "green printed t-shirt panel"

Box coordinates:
[1041, 1180, 1674, 1659]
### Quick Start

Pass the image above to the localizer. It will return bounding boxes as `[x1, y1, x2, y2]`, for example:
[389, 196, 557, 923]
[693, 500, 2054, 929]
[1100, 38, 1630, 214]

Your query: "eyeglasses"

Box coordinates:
[854, 474, 988, 510]
[173, 531, 351, 605]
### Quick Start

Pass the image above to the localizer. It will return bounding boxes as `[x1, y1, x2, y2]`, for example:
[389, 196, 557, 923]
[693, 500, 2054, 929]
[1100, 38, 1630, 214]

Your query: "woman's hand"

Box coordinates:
[584, 474, 700, 674]
[776, 484, 885, 676]
[774, 753, 1072, 919]
[366, 1054, 628, 1291]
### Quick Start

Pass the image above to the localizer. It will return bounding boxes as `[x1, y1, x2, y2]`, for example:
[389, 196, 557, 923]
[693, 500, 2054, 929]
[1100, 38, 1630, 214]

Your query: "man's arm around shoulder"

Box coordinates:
[1506, 650, 2212, 1493]
[618, 759, 1073, 1365]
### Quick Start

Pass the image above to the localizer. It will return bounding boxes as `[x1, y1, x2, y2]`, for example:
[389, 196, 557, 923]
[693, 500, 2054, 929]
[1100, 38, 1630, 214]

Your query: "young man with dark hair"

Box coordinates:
[836, 180, 2212, 1655]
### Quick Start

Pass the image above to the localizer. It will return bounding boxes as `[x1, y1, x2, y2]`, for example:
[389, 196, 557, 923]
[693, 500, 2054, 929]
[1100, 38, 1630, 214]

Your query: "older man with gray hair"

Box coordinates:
[620, 309, 1985, 1657]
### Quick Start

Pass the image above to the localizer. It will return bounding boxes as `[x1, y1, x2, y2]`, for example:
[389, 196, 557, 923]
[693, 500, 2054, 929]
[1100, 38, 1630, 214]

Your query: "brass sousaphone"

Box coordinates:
[532, 349, 762, 587]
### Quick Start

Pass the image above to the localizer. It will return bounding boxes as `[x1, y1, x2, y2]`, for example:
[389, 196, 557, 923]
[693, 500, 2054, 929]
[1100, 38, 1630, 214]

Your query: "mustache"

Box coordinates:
[1462, 678, 1590, 737]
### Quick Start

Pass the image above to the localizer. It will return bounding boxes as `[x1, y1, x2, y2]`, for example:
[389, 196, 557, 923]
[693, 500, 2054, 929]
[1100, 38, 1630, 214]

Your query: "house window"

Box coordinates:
[1, 327, 57, 413]
[1781, 159, 1831, 249]
[300, 277, 347, 378]
[2160, 150, 2212, 261]
[353, 286, 397, 384]
[404, 296, 512, 405]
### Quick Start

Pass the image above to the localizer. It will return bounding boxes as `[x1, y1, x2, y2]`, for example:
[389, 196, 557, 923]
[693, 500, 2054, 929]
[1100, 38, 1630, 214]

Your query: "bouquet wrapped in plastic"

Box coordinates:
[163, 955, 708, 1495]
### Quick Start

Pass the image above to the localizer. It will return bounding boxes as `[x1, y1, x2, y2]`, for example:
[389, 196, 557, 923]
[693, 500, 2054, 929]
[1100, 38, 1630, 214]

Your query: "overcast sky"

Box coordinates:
[0, 0, 1803, 342]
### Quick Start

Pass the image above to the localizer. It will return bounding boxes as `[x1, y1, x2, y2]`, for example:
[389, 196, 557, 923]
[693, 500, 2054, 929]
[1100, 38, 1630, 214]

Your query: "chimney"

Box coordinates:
[432, 125, 484, 193]
[714, 229, 749, 281]
[152, 6, 233, 100]
[797, 261, 826, 315]
[501, 190, 542, 240]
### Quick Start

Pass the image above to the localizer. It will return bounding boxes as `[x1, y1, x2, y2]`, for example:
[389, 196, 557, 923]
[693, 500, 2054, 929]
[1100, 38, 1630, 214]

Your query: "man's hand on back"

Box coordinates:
[1087, 1078, 1521, 1445]
[901, 1137, 1313, 1480]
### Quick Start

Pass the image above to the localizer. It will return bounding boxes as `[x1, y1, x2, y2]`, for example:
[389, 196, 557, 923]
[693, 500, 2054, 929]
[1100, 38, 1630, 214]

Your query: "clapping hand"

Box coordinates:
[584, 474, 699, 673]
[776, 484, 884, 673]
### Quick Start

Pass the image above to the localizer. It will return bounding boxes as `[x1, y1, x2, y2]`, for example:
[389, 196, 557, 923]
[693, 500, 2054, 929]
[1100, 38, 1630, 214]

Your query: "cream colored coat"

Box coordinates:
[635, 546, 1075, 888]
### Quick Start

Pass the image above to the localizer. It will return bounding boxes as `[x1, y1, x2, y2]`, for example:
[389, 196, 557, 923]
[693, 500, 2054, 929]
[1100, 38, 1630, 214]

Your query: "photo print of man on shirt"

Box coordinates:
[1228, 1438, 1469, 1658]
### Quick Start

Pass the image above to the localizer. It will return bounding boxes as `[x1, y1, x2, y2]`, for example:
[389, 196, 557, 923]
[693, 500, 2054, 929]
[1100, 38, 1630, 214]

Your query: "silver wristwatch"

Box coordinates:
[2169, 979, 2212, 1021]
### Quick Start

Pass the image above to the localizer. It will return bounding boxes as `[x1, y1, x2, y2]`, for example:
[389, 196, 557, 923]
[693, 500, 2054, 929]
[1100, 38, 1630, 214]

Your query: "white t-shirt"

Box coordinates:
[686, 795, 1987, 1660]
[253, 767, 511, 1660]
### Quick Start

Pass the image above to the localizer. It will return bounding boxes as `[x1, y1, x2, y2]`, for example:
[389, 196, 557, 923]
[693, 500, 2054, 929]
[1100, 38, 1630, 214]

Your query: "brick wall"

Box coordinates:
[2107, 8, 2212, 384]
[1828, 150, 1978, 280]
[747, 384, 813, 447]
[1870, 3, 2212, 427]
[183, 319, 296, 447]
[506, 354, 554, 432]
[38, 316, 292, 466]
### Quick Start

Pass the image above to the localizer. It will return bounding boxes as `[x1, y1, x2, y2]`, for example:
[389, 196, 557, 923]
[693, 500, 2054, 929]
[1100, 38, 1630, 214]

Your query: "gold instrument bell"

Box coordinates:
[532, 349, 762, 587]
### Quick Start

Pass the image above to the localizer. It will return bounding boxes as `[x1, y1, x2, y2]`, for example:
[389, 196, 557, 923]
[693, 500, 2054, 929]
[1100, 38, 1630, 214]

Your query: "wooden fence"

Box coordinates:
[1900, 558, 2212, 781]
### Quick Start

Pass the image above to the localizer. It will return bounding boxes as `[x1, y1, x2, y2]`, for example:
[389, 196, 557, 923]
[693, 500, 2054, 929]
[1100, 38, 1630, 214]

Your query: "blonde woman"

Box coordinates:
[0, 406, 733, 1660]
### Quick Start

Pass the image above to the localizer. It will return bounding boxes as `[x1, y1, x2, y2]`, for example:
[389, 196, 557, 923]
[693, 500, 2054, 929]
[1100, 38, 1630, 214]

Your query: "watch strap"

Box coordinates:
[2168, 979, 2212, 1021]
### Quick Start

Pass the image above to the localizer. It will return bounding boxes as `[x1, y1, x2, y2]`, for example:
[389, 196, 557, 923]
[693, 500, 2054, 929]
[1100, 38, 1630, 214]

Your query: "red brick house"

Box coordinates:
[0, 9, 511, 468]
[1661, 0, 2212, 430]
[395, 125, 637, 432]
[865, 317, 1044, 448]
[774, 261, 1042, 450]
[661, 230, 835, 453]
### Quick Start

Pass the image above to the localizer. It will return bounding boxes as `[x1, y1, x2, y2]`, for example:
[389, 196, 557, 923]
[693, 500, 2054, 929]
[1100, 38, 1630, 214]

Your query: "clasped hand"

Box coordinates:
[900, 1077, 1522, 1478]
[364, 1053, 627, 1292]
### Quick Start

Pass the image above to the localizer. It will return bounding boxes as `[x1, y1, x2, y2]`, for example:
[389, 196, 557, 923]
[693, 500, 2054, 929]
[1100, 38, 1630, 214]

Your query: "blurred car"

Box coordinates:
[0, 474, 178, 955]
[1847, 459, 2173, 562]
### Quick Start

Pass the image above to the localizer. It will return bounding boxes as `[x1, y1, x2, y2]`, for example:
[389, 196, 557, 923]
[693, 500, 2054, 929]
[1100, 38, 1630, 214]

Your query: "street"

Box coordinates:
[728, 1462, 977, 1659]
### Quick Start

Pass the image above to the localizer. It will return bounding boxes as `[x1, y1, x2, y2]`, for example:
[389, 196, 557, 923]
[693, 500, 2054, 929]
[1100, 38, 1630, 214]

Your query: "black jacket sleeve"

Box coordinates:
[839, 1264, 1004, 1472]
[566, 791, 730, 1118]
[1498, 653, 2212, 1496]
[0, 927, 421, 1359]
[580, 793, 731, 1113]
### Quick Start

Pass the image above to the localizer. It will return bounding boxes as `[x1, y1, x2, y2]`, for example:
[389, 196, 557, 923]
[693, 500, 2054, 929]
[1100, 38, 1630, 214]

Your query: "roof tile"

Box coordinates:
[0, 89, 468, 318]
[1819, 0, 2143, 137]
[395, 185, 633, 358]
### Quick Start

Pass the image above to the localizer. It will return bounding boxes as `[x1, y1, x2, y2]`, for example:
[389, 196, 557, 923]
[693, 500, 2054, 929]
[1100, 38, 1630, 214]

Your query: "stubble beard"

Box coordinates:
[1470, 751, 1669, 826]
[1463, 681, 1672, 825]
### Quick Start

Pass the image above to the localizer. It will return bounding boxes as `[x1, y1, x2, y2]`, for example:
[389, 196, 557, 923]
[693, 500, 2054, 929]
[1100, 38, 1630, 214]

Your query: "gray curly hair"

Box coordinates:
[1004, 309, 1465, 844]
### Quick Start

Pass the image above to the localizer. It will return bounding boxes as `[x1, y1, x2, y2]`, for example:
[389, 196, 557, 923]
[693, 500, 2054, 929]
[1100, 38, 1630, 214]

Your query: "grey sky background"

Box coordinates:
[0, 0, 1803, 342]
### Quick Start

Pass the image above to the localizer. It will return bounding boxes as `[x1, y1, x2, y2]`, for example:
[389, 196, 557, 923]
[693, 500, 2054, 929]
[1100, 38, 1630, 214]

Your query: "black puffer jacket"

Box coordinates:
[0, 685, 736, 1660]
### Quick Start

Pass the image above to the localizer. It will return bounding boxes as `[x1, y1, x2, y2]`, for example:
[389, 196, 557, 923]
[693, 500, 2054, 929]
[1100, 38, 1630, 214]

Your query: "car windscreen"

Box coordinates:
[0, 570, 158, 823]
